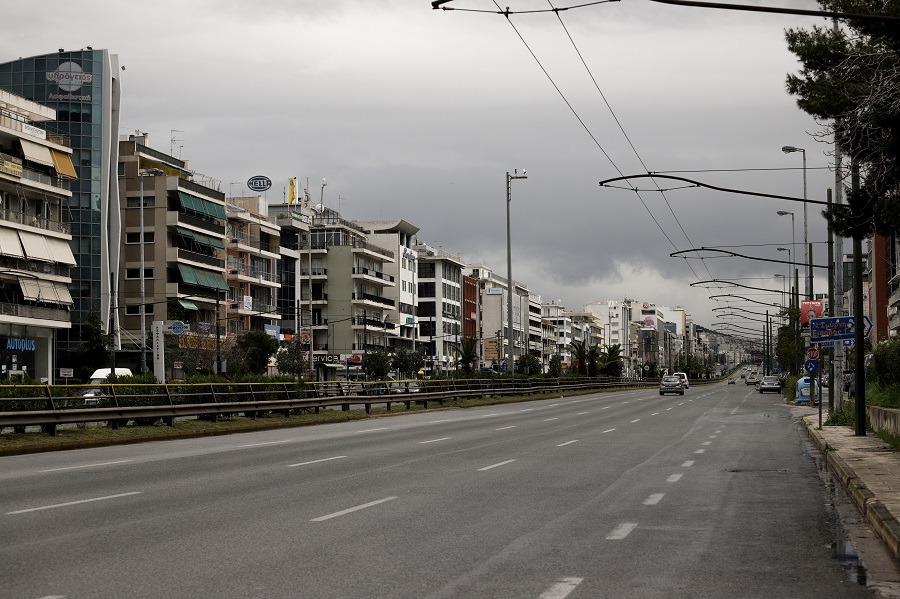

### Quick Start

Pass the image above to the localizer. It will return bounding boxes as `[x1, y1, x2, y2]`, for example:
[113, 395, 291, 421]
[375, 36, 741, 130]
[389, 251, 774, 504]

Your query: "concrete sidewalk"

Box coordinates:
[805, 414, 900, 560]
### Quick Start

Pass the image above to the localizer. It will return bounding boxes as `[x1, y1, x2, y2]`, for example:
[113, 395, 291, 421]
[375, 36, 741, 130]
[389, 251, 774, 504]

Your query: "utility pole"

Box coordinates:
[852, 161, 866, 436]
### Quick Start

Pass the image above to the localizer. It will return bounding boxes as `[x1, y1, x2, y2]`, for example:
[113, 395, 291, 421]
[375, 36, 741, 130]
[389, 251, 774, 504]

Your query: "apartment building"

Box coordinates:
[117, 136, 228, 376]
[467, 263, 530, 372]
[416, 243, 463, 374]
[225, 196, 281, 337]
[0, 90, 76, 381]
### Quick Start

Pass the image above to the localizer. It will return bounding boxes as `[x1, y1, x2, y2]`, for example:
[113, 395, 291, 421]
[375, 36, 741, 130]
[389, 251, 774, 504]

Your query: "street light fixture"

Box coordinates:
[138, 167, 165, 376]
[781, 146, 808, 298]
[506, 168, 526, 376]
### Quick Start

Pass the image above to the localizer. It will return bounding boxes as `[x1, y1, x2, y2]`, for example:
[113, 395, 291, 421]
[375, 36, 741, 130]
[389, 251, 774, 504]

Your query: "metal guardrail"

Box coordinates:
[0, 377, 687, 437]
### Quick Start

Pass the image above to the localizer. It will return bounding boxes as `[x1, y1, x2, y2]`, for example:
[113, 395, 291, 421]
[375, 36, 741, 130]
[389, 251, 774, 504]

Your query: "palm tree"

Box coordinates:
[458, 337, 478, 375]
[586, 344, 601, 377]
[569, 340, 589, 376]
[601, 344, 623, 377]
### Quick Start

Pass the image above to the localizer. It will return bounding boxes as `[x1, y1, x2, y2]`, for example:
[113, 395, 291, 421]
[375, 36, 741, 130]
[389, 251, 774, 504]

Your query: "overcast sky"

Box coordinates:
[3, 0, 838, 332]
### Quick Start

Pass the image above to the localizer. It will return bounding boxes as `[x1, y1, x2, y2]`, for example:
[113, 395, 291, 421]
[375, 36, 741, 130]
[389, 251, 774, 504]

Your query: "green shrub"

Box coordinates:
[872, 339, 900, 388]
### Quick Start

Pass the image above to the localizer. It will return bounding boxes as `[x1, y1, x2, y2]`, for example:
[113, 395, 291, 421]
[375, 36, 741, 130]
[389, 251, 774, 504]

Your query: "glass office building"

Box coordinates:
[0, 49, 122, 362]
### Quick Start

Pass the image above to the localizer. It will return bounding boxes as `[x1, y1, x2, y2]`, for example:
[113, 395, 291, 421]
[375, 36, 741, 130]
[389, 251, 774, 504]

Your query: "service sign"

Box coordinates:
[247, 176, 272, 192]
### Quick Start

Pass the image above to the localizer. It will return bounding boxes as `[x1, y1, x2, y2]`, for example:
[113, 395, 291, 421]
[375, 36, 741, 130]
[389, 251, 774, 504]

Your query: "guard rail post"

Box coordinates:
[162, 384, 175, 427]
[43, 384, 57, 436]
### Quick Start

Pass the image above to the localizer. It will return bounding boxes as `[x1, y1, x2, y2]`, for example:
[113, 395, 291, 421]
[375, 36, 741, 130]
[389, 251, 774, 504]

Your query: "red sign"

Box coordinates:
[800, 300, 823, 327]
[806, 347, 819, 361]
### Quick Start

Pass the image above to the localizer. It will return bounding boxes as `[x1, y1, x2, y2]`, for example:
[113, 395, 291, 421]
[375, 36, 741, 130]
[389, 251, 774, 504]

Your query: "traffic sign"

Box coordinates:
[805, 359, 818, 374]
[806, 347, 820, 361]
[810, 315, 874, 342]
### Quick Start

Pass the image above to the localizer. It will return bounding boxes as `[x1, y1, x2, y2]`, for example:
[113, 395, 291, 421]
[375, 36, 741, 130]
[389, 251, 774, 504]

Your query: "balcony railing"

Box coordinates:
[178, 248, 224, 269]
[352, 292, 395, 308]
[0, 301, 69, 323]
[0, 206, 69, 234]
[351, 267, 395, 283]
[0, 151, 71, 192]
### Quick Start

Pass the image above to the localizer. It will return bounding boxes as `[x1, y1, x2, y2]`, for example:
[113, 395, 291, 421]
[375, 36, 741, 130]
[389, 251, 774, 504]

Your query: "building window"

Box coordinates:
[125, 232, 154, 244]
[126, 195, 155, 209]
[125, 304, 153, 315]
[125, 268, 154, 279]
[418, 262, 435, 278]
[418, 281, 435, 298]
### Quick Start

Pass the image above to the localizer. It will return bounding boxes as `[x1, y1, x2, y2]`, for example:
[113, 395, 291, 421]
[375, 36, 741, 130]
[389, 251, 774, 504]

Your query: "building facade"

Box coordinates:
[0, 49, 122, 365]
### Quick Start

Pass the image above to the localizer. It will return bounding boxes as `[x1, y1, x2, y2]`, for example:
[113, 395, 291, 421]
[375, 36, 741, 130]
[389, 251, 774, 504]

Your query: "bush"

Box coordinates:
[872, 338, 900, 388]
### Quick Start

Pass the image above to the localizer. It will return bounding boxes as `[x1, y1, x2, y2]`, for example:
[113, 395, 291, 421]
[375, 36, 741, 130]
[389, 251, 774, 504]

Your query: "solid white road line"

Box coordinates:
[643, 493, 665, 505]
[602, 428, 616, 433]
[495, 426, 517, 431]
[682, 460, 695, 467]
[606, 522, 638, 540]
[287, 456, 347, 467]
[695, 449, 705, 454]
[556, 440, 578, 447]
[419, 437, 451, 444]
[538, 577, 584, 599]
[478, 459, 517, 471]
[354, 427, 388, 433]
[7, 492, 142, 515]
[310, 496, 398, 522]
[667, 474, 683, 482]
[40, 459, 132, 472]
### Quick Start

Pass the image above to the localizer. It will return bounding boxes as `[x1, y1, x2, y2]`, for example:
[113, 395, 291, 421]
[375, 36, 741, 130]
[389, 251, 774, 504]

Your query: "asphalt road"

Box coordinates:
[0, 382, 884, 598]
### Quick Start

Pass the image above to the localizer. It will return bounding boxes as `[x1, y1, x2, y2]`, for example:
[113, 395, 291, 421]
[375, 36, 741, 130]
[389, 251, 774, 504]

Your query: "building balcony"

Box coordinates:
[226, 266, 280, 287]
[300, 268, 327, 278]
[351, 316, 397, 330]
[351, 292, 395, 308]
[0, 301, 70, 326]
[351, 266, 395, 285]
[300, 292, 328, 303]
[168, 247, 225, 269]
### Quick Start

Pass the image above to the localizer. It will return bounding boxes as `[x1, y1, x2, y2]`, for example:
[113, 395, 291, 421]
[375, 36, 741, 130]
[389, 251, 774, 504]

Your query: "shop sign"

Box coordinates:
[47, 62, 93, 91]
[314, 354, 341, 363]
[247, 175, 272, 192]
[22, 123, 47, 139]
[6, 337, 35, 351]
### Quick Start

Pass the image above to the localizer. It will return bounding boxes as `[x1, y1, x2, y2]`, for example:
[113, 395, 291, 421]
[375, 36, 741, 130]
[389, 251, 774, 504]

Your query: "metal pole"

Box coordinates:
[506, 169, 526, 377]
[802, 149, 809, 299]
[215, 293, 221, 374]
[308, 222, 314, 379]
[827, 189, 835, 413]
[139, 172, 147, 375]
[852, 161, 866, 436]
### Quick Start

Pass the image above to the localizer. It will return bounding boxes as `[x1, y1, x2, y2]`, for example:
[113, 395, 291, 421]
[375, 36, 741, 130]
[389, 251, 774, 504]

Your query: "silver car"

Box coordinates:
[758, 375, 781, 394]
[659, 375, 685, 396]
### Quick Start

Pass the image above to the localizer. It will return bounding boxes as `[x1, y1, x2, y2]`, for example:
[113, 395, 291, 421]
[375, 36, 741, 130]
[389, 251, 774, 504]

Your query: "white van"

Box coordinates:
[83, 368, 133, 405]
[673, 372, 689, 389]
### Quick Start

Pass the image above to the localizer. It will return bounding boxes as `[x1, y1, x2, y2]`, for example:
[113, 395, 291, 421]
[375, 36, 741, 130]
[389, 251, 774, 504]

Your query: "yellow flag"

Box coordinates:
[288, 177, 297, 204]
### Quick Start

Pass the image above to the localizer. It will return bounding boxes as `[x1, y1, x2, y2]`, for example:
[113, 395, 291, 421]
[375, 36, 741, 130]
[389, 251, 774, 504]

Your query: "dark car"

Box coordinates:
[659, 375, 685, 396]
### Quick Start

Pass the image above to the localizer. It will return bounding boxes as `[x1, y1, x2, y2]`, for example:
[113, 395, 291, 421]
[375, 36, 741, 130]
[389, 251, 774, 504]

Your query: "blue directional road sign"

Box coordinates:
[805, 359, 818, 374]
[810, 315, 874, 342]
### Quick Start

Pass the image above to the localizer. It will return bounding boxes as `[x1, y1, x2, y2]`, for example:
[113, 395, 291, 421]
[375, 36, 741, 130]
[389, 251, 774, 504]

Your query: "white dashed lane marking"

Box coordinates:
[478, 459, 517, 472]
[643, 493, 665, 505]
[682, 460, 695, 467]
[495, 426, 517, 431]
[606, 522, 638, 540]
[538, 577, 584, 599]
[288, 456, 348, 467]
[40, 460, 133, 472]
[556, 440, 579, 447]
[419, 438, 451, 444]
[7, 492, 142, 515]
[695, 449, 705, 454]
[310, 496, 398, 522]
[667, 474, 683, 482]
[602, 428, 616, 434]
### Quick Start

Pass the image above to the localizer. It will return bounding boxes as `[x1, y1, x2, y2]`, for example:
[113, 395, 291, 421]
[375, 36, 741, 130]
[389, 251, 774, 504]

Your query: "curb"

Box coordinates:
[805, 420, 900, 563]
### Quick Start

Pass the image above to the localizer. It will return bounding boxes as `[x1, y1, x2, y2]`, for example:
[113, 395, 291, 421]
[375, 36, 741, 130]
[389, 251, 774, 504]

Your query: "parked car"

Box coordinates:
[659, 375, 685, 396]
[82, 367, 133, 406]
[673, 371, 689, 389]
[796, 376, 819, 404]
[758, 375, 781, 394]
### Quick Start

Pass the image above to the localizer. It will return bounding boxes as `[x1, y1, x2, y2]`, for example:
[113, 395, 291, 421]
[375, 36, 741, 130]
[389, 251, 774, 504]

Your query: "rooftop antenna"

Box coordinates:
[170, 129, 183, 157]
[228, 181, 243, 198]
[320, 178, 327, 212]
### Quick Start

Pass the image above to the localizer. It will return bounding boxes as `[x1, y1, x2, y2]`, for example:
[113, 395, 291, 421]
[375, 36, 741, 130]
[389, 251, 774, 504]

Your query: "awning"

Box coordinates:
[175, 226, 195, 242]
[192, 231, 225, 249]
[178, 264, 198, 286]
[18, 231, 54, 262]
[49, 149, 78, 179]
[18, 139, 54, 168]
[0, 227, 24, 258]
[178, 264, 229, 291]
[178, 299, 198, 311]
[45, 237, 76, 265]
[178, 192, 226, 220]
[18, 279, 73, 305]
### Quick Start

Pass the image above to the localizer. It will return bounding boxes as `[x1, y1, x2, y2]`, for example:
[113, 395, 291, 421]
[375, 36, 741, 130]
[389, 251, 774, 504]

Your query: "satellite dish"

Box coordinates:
[313, 203, 324, 214]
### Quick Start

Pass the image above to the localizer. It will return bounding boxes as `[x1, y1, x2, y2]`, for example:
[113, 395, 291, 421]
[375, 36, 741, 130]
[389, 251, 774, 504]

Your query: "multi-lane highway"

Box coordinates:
[0, 382, 879, 598]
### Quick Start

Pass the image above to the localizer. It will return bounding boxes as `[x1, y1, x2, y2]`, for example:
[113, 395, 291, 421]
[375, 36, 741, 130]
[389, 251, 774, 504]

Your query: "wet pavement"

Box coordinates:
[800, 406, 900, 597]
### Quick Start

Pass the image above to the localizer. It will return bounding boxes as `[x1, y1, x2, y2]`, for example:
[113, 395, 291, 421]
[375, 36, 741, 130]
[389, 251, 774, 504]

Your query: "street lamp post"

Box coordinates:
[506, 169, 526, 377]
[781, 146, 808, 298]
[138, 167, 164, 376]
